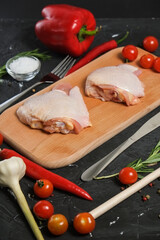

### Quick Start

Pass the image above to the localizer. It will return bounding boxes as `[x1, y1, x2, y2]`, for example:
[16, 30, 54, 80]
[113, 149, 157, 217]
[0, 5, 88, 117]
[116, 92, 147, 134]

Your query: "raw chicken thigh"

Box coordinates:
[85, 64, 144, 106]
[17, 83, 91, 134]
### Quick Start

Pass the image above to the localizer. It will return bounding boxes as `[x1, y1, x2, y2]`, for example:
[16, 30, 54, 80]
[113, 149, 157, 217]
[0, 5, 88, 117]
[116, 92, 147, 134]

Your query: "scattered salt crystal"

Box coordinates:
[9, 56, 39, 74]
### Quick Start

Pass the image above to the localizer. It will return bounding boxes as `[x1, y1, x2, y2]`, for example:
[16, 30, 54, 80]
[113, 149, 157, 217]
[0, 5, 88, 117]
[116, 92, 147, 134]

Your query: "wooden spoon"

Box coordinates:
[90, 168, 160, 219]
[73, 168, 160, 234]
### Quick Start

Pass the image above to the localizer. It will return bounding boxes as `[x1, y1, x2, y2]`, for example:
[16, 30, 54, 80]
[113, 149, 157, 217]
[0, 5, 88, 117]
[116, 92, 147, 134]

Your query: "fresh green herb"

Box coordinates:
[0, 65, 7, 78]
[0, 48, 52, 78]
[94, 141, 160, 180]
[15, 49, 52, 61]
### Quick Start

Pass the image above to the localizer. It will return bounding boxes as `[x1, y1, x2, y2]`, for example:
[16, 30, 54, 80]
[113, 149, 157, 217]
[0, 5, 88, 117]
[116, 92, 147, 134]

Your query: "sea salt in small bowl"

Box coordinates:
[6, 55, 41, 81]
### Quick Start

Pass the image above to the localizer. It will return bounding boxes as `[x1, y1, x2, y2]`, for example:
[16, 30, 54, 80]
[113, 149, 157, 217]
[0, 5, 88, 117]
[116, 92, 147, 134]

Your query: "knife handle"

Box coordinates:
[0, 82, 42, 113]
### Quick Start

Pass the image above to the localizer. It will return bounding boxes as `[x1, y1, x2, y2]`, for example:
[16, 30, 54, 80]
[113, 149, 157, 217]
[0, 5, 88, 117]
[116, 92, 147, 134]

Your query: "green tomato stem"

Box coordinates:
[12, 183, 44, 240]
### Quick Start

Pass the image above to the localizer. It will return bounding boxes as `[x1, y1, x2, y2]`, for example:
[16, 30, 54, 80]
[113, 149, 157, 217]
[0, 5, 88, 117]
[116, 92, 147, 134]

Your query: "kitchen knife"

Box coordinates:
[81, 112, 160, 181]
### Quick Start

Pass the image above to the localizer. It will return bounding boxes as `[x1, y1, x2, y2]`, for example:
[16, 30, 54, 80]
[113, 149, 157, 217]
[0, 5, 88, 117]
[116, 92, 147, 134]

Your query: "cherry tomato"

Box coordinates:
[119, 167, 138, 185]
[73, 212, 95, 234]
[0, 133, 3, 145]
[34, 179, 53, 198]
[122, 45, 138, 61]
[143, 36, 159, 52]
[48, 214, 68, 236]
[153, 57, 160, 72]
[33, 200, 54, 220]
[140, 54, 154, 69]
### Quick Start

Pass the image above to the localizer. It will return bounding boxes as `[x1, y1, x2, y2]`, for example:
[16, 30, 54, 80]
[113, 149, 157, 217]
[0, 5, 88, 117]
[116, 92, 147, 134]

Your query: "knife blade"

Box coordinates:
[81, 112, 160, 181]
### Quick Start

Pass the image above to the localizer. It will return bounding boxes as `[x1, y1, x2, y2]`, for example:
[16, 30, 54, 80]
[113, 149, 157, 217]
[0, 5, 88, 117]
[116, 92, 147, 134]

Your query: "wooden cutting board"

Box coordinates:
[0, 47, 160, 168]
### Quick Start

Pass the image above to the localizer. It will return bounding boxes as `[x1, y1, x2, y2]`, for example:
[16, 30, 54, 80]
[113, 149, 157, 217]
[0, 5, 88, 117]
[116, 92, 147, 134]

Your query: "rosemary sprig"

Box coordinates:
[94, 141, 160, 180]
[0, 48, 52, 78]
[15, 49, 52, 61]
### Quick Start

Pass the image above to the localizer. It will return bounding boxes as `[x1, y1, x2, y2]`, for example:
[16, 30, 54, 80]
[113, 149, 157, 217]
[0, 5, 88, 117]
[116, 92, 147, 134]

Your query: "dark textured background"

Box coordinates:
[0, 2, 160, 240]
[0, 0, 160, 18]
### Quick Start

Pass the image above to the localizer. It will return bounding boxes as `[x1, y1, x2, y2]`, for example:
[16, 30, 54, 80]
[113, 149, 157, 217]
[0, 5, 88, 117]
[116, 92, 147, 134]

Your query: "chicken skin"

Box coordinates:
[85, 64, 144, 106]
[17, 83, 91, 134]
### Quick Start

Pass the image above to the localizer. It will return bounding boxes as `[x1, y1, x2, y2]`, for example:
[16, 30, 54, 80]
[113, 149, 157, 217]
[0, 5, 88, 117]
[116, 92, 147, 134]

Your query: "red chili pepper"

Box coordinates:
[66, 32, 129, 75]
[35, 4, 99, 57]
[0, 148, 92, 201]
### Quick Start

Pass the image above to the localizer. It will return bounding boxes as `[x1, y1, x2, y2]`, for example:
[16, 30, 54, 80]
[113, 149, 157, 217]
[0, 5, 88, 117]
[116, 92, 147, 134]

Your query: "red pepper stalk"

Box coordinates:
[66, 31, 129, 75]
[0, 148, 92, 201]
[35, 4, 99, 57]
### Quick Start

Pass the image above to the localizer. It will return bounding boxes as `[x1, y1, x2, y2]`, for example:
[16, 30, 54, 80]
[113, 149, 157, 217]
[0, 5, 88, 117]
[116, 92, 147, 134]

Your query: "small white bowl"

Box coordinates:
[6, 55, 41, 81]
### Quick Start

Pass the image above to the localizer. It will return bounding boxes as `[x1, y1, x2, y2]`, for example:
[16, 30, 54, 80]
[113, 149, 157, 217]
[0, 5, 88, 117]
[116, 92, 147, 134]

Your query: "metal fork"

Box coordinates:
[0, 55, 76, 113]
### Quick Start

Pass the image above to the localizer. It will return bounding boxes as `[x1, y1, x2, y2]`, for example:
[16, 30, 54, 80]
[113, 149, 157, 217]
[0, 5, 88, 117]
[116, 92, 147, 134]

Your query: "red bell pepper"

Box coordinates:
[35, 4, 99, 57]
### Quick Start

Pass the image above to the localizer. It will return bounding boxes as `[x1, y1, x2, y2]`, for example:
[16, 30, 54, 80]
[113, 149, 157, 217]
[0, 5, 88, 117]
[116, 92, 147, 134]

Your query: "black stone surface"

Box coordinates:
[0, 0, 160, 18]
[0, 16, 160, 240]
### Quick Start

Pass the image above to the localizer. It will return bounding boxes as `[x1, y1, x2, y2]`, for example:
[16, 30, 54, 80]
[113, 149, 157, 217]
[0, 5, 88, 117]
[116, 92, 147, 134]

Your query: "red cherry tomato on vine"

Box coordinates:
[143, 36, 159, 52]
[119, 167, 138, 185]
[48, 214, 68, 235]
[122, 45, 138, 61]
[34, 179, 54, 198]
[73, 212, 95, 234]
[153, 57, 160, 72]
[33, 200, 54, 220]
[140, 54, 154, 69]
[0, 133, 3, 145]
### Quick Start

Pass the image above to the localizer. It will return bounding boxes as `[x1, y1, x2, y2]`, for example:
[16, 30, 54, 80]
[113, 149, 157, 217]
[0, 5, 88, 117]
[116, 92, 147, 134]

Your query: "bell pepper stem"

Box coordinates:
[11, 183, 44, 240]
[78, 26, 101, 42]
